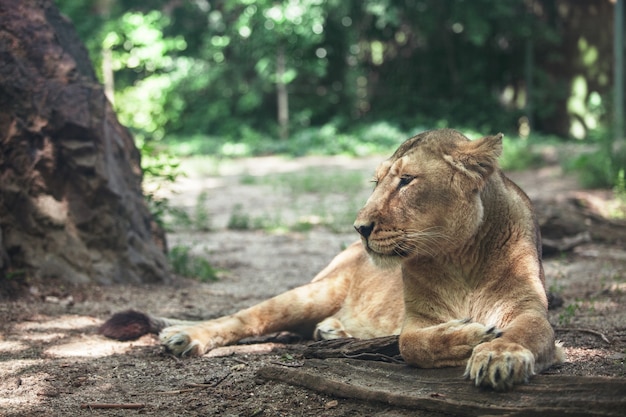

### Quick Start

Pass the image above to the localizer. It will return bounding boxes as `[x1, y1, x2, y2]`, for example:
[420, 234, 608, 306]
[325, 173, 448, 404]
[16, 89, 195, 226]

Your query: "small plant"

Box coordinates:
[4, 269, 26, 280]
[193, 191, 212, 231]
[611, 169, 626, 219]
[239, 173, 260, 185]
[548, 282, 563, 296]
[565, 150, 615, 189]
[168, 245, 218, 282]
[140, 140, 186, 228]
[558, 300, 582, 326]
[499, 137, 545, 171]
[227, 204, 252, 230]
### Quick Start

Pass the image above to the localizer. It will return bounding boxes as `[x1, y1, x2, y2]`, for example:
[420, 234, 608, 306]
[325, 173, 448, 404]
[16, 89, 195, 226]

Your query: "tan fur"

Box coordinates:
[158, 241, 404, 356]
[115, 128, 562, 391]
[354, 129, 563, 390]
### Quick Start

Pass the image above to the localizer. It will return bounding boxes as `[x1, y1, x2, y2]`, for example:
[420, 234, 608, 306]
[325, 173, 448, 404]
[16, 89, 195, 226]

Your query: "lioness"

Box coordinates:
[101, 128, 564, 391]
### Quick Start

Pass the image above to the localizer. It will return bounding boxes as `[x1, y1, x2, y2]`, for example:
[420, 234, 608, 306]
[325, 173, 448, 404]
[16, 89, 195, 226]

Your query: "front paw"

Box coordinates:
[159, 326, 206, 357]
[446, 318, 502, 347]
[400, 319, 501, 368]
[465, 340, 535, 391]
[313, 317, 352, 341]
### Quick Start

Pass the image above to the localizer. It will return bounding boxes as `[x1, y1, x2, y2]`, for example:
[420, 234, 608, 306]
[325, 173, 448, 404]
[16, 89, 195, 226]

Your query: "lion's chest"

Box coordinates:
[402, 262, 502, 326]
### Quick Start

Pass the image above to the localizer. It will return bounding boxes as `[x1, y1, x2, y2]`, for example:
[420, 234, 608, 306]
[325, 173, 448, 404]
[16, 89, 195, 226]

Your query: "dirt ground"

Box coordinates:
[1, 155, 625, 416]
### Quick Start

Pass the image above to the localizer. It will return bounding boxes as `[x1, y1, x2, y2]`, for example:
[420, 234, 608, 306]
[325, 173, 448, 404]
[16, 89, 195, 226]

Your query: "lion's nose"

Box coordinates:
[354, 221, 374, 239]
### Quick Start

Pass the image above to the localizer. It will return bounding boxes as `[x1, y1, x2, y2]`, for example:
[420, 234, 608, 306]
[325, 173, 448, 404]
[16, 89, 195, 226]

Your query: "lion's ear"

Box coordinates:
[444, 133, 503, 186]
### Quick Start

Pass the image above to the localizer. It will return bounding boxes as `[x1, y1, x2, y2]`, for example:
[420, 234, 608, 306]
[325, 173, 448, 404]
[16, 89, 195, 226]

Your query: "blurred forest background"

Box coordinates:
[56, 0, 622, 188]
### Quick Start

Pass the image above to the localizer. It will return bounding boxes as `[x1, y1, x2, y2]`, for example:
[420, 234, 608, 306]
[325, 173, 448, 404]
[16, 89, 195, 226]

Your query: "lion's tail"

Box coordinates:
[98, 310, 195, 341]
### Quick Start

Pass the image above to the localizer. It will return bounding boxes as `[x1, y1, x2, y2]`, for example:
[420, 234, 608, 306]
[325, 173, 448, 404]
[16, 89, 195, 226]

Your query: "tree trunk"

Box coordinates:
[0, 0, 170, 296]
[276, 45, 289, 140]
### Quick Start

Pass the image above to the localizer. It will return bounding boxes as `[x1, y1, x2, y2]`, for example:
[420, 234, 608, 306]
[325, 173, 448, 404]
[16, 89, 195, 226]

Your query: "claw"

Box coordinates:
[493, 368, 501, 383]
[485, 326, 503, 338]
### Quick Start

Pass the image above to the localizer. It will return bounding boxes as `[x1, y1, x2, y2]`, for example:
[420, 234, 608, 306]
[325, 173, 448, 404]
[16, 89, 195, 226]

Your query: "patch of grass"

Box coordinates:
[140, 141, 186, 228]
[611, 169, 626, 219]
[499, 137, 546, 171]
[168, 245, 218, 282]
[564, 149, 615, 188]
[160, 191, 213, 232]
[239, 172, 260, 185]
[193, 191, 212, 231]
[227, 204, 281, 231]
[4, 269, 26, 280]
[558, 300, 582, 326]
[557, 298, 597, 326]
[270, 168, 366, 195]
[244, 168, 369, 233]
[226, 204, 251, 230]
[562, 127, 626, 190]
[164, 122, 410, 159]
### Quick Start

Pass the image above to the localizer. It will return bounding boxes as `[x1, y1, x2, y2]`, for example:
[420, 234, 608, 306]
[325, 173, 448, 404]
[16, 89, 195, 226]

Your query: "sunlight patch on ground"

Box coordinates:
[0, 340, 30, 354]
[0, 358, 44, 374]
[564, 346, 612, 363]
[44, 334, 157, 358]
[0, 371, 49, 414]
[15, 315, 102, 332]
[20, 332, 66, 343]
[0, 361, 47, 414]
[608, 282, 626, 293]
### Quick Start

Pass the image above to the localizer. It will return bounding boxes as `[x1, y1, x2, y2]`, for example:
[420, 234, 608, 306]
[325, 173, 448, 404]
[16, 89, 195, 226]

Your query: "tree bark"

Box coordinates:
[0, 0, 170, 295]
[276, 45, 289, 140]
[258, 358, 626, 417]
[304, 336, 402, 363]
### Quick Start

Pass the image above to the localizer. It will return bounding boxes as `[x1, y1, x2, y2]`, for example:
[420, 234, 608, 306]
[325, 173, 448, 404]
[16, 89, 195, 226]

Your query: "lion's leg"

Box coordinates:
[465, 312, 565, 391]
[399, 318, 501, 368]
[161, 276, 349, 356]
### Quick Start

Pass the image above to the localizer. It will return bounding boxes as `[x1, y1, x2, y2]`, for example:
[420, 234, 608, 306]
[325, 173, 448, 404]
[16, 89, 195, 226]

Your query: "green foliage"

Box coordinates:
[164, 121, 410, 158]
[140, 140, 186, 228]
[140, 141, 181, 183]
[566, 150, 615, 188]
[564, 129, 625, 189]
[612, 169, 626, 219]
[499, 138, 544, 171]
[56, 0, 618, 190]
[227, 204, 254, 230]
[57, 0, 574, 145]
[498, 132, 564, 171]
[558, 300, 582, 326]
[558, 298, 597, 327]
[193, 192, 212, 231]
[168, 245, 218, 282]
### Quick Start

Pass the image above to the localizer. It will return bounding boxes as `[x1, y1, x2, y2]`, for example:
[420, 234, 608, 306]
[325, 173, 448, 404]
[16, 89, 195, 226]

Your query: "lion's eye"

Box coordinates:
[398, 176, 414, 188]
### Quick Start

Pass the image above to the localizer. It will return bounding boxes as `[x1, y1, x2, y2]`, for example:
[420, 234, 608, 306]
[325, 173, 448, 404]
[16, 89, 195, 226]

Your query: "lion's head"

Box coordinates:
[354, 128, 503, 267]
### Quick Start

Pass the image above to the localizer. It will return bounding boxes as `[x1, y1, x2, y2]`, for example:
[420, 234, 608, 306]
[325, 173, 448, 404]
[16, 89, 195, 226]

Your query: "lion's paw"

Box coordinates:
[465, 340, 535, 391]
[313, 317, 352, 341]
[159, 325, 209, 357]
[443, 318, 502, 347]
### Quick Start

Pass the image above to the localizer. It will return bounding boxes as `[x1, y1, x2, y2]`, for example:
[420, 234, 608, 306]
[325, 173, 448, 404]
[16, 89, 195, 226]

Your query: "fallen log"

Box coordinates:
[304, 336, 401, 362]
[258, 358, 626, 417]
[534, 196, 626, 254]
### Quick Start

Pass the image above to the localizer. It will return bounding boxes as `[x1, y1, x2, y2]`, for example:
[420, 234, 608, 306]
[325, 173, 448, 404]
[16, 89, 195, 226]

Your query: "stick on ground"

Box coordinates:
[80, 403, 145, 410]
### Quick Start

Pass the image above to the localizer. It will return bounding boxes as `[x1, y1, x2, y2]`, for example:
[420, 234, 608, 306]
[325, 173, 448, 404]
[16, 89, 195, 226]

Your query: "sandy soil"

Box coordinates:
[1, 155, 625, 416]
